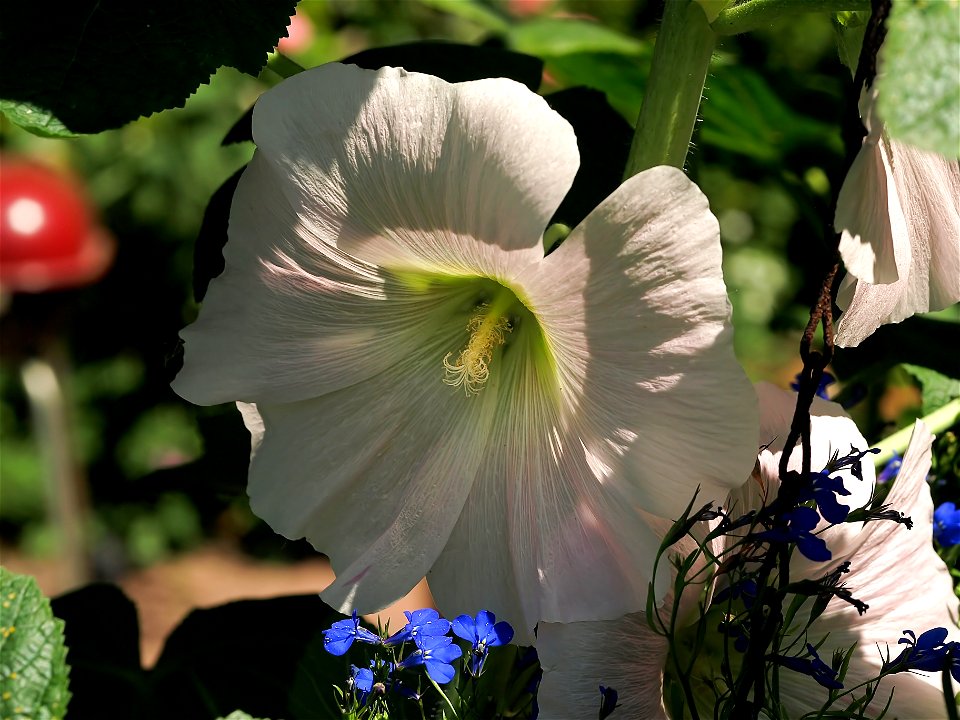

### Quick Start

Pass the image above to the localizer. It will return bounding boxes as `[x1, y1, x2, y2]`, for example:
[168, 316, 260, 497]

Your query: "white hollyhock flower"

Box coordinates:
[835, 86, 960, 347]
[728, 383, 877, 579]
[173, 63, 759, 638]
[753, 388, 959, 717]
[539, 504, 727, 719]
[538, 385, 958, 717]
[538, 606, 671, 719]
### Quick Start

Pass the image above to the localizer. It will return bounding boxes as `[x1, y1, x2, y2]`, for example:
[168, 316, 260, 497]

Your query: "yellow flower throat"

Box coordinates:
[443, 288, 515, 396]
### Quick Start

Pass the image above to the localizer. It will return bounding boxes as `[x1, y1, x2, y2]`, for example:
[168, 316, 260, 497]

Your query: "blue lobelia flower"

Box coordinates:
[791, 370, 835, 400]
[713, 578, 758, 609]
[799, 471, 853, 524]
[777, 643, 843, 690]
[876, 451, 902, 483]
[384, 608, 451, 646]
[933, 502, 960, 547]
[323, 611, 382, 656]
[398, 634, 463, 684]
[598, 685, 619, 719]
[825, 445, 879, 482]
[718, 615, 750, 654]
[756, 506, 831, 562]
[350, 664, 375, 705]
[452, 610, 514, 675]
[882, 628, 960, 683]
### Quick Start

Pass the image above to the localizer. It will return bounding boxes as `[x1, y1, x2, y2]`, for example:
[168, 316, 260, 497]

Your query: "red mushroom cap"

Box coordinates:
[0, 157, 114, 292]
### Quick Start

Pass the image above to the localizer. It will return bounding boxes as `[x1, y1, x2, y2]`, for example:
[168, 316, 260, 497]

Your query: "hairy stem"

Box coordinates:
[872, 398, 960, 465]
[624, 0, 715, 176]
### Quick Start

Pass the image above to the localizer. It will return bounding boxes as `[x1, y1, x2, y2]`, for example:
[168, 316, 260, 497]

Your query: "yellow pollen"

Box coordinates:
[443, 302, 512, 396]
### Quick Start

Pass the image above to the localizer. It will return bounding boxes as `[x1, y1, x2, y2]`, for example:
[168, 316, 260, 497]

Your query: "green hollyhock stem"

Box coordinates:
[624, 0, 716, 177]
[711, 0, 871, 36]
[872, 398, 960, 466]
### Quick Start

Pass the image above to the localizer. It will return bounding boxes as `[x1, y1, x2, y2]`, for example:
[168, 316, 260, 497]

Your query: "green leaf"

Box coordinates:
[151, 594, 350, 719]
[544, 87, 633, 230]
[876, 0, 960, 158]
[194, 169, 246, 302]
[508, 18, 645, 57]
[418, 0, 511, 33]
[0, 100, 75, 139]
[53, 583, 355, 719]
[542, 52, 650, 121]
[0, 568, 71, 720]
[0, 0, 297, 135]
[51, 584, 144, 719]
[832, 10, 870, 73]
[903, 364, 960, 413]
[701, 65, 842, 162]
[344, 41, 544, 91]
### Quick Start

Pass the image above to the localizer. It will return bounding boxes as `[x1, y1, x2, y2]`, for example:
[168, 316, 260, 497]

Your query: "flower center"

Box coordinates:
[443, 287, 515, 396]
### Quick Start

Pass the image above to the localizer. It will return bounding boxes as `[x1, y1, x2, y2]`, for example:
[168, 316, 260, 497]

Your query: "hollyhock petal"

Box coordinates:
[537, 403, 957, 718]
[836, 89, 905, 286]
[175, 152, 453, 406]
[731, 383, 875, 574]
[537, 611, 669, 720]
[775, 420, 960, 717]
[253, 63, 579, 267]
[429, 346, 667, 637]
[238, 343, 500, 614]
[732, 385, 959, 714]
[525, 165, 759, 520]
[835, 89, 960, 348]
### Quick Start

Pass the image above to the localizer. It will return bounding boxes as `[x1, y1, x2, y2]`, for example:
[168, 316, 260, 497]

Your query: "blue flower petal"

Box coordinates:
[797, 533, 831, 562]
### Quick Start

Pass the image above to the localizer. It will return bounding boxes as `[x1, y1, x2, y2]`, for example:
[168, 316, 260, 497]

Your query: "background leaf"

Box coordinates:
[0, 100, 76, 139]
[345, 41, 544, 90]
[544, 87, 632, 230]
[903, 364, 960, 413]
[702, 65, 842, 162]
[52, 584, 354, 720]
[150, 595, 349, 719]
[0, 0, 297, 135]
[504, 18, 650, 122]
[876, 0, 960, 158]
[507, 17, 645, 56]
[417, 0, 511, 33]
[51, 584, 144, 719]
[0, 568, 71, 720]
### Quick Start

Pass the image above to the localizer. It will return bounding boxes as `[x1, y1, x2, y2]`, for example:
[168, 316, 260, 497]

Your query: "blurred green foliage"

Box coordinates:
[0, 0, 956, 580]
